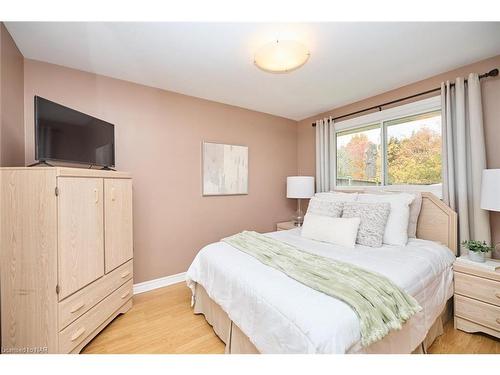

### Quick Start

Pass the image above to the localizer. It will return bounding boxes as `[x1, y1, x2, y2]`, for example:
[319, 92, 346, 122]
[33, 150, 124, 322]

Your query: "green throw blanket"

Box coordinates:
[222, 231, 422, 347]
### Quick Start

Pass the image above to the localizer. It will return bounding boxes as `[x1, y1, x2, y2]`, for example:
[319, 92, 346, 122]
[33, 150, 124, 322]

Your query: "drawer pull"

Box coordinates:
[497, 318, 500, 325]
[121, 271, 131, 279]
[121, 290, 131, 299]
[496, 292, 500, 299]
[70, 327, 86, 342]
[70, 302, 85, 314]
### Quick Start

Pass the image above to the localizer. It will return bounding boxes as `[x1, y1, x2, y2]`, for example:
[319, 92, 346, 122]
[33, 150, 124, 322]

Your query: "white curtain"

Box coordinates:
[315, 117, 335, 192]
[441, 73, 491, 248]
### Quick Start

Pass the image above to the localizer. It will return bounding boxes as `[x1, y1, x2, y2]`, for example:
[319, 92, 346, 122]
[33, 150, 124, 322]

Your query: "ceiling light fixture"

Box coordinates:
[254, 40, 310, 73]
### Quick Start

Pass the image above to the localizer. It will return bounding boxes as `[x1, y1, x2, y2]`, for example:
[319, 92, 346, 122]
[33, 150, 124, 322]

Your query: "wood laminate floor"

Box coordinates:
[82, 283, 499, 354]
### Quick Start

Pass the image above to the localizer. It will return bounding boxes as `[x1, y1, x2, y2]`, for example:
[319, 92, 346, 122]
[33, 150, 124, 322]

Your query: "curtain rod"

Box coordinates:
[311, 68, 499, 127]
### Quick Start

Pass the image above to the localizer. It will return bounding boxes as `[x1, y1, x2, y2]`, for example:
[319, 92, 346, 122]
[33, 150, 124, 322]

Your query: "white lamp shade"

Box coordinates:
[287, 176, 314, 199]
[480, 169, 500, 211]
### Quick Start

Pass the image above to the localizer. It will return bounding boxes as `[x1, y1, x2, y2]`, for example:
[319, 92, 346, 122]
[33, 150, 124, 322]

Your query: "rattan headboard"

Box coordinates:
[334, 190, 458, 255]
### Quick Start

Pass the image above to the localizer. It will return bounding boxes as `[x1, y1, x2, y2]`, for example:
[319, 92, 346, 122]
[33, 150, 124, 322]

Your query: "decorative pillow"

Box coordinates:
[301, 213, 361, 248]
[362, 190, 422, 238]
[342, 202, 391, 247]
[306, 197, 343, 218]
[313, 191, 358, 202]
[357, 193, 415, 246]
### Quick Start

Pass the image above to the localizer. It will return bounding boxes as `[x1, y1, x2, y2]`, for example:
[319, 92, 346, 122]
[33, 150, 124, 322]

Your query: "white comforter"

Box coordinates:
[186, 228, 455, 354]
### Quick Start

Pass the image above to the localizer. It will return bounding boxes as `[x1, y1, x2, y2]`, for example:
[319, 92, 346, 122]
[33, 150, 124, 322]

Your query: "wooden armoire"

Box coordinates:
[0, 167, 133, 353]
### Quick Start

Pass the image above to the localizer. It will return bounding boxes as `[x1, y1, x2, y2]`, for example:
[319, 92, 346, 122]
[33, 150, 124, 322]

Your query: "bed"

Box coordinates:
[186, 192, 458, 354]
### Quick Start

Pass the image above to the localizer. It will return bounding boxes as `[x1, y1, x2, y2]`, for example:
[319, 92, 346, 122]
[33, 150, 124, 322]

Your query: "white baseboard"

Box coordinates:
[133, 272, 186, 295]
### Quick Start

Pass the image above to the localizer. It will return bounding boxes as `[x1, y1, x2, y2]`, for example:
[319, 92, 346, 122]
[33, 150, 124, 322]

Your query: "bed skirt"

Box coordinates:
[192, 283, 452, 354]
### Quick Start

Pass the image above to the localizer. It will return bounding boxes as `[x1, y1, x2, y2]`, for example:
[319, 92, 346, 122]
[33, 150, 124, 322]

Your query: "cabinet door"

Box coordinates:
[104, 178, 133, 273]
[58, 178, 104, 300]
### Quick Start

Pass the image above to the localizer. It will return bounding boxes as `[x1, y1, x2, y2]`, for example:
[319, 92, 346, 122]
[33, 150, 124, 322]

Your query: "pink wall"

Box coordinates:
[5, 21, 499, 278]
[0, 23, 24, 167]
[24, 59, 298, 283]
[297, 55, 500, 257]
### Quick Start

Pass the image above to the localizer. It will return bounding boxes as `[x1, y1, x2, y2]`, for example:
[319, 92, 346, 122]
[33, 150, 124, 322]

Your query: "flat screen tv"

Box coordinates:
[35, 96, 115, 167]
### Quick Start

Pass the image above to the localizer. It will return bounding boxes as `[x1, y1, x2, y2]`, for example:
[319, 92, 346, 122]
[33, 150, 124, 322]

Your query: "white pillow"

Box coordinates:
[313, 191, 358, 202]
[301, 213, 361, 248]
[407, 192, 422, 238]
[357, 193, 415, 246]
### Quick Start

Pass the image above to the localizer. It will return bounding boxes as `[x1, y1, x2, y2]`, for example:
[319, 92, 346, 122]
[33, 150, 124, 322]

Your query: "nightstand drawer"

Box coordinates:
[276, 221, 297, 231]
[455, 272, 500, 307]
[455, 294, 500, 332]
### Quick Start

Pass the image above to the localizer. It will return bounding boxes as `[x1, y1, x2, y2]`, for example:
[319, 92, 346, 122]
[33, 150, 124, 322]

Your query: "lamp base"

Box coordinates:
[292, 199, 305, 227]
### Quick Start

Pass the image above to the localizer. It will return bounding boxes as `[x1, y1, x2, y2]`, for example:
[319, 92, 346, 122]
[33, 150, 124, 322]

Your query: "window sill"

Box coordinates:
[335, 183, 443, 199]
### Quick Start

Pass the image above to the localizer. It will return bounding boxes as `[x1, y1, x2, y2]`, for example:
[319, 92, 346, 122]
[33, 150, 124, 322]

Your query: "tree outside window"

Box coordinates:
[336, 111, 442, 188]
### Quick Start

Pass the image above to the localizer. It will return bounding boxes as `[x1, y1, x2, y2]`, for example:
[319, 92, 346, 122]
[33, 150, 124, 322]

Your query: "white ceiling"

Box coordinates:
[6, 22, 500, 120]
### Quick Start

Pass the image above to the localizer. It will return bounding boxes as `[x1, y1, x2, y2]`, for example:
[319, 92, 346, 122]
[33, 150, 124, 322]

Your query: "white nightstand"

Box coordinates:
[276, 221, 298, 231]
[453, 258, 500, 339]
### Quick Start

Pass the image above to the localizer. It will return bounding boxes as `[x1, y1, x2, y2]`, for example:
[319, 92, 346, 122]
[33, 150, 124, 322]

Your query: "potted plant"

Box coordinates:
[461, 240, 492, 263]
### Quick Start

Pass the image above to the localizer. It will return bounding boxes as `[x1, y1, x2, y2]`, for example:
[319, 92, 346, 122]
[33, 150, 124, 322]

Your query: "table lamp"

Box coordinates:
[481, 169, 500, 212]
[287, 176, 315, 226]
[480, 169, 500, 256]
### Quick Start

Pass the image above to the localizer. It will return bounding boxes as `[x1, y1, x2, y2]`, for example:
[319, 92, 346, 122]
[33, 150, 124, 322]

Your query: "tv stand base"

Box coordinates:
[28, 160, 55, 167]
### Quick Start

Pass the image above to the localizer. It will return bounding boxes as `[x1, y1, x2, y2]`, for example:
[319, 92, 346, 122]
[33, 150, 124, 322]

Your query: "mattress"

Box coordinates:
[186, 228, 455, 354]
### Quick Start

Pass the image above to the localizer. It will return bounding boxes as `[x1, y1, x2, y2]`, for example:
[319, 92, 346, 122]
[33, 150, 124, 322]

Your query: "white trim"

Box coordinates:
[335, 96, 441, 132]
[133, 272, 186, 294]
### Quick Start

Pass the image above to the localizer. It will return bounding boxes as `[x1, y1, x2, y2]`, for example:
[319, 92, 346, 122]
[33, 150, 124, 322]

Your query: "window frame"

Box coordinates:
[334, 96, 442, 194]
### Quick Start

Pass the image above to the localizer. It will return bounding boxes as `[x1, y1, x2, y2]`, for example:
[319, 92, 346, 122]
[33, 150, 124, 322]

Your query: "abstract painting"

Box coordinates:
[202, 142, 248, 195]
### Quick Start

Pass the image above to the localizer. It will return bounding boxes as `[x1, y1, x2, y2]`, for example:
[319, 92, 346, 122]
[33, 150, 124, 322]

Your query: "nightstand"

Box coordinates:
[453, 258, 500, 339]
[276, 221, 298, 231]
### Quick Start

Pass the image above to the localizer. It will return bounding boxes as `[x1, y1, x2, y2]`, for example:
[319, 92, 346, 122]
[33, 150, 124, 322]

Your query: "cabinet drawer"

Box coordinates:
[455, 272, 500, 307]
[59, 260, 133, 330]
[59, 279, 133, 353]
[454, 294, 500, 332]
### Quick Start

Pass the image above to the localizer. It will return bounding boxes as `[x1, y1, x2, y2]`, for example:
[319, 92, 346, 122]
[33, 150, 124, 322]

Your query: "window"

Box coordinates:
[336, 125, 381, 187]
[335, 97, 442, 193]
[386, 111, 441, 186]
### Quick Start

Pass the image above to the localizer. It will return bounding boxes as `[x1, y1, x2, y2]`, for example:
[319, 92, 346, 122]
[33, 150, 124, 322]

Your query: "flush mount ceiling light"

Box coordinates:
[254, 40, 310, 73]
